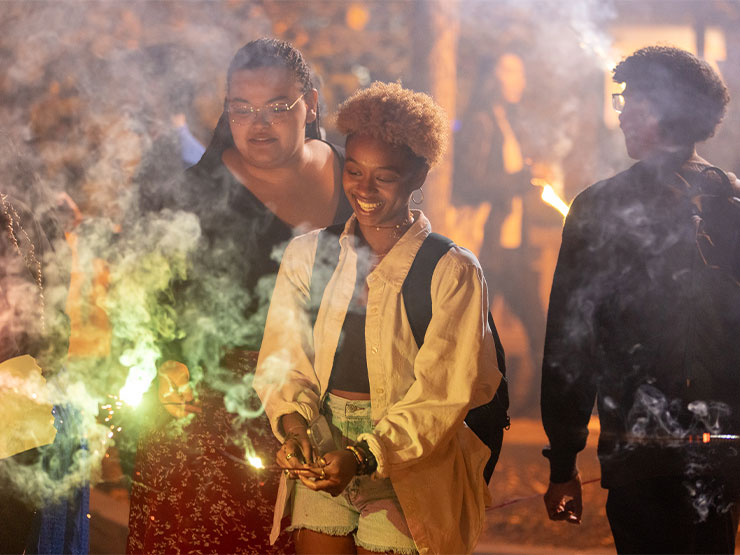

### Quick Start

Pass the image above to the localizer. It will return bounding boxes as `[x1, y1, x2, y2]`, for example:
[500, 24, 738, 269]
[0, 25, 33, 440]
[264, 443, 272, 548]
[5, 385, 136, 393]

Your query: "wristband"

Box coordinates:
[345, 445, 365, 474]
[350, 440, 378, 475]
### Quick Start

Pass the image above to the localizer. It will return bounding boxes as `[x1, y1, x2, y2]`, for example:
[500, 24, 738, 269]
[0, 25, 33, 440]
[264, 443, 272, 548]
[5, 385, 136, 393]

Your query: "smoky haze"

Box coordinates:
[0, 1, 738, 522]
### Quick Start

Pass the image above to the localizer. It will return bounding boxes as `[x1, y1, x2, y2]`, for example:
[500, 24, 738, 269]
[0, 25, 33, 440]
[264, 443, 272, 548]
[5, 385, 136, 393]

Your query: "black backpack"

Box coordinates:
[309, 224, 510, 483]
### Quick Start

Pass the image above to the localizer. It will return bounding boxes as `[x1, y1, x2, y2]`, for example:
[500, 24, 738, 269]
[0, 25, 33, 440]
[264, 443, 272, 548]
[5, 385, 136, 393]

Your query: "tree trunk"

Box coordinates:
[409, 0, 459, 235]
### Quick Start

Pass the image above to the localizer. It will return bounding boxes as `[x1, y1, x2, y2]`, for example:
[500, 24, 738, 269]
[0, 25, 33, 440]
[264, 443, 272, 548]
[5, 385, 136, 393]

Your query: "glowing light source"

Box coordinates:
[531, 178, 570, 218]
[118, 374, 151, 407]
[247, 455, 264, 469]
[346, 3, 369, 31]
[118, 342, 159, 406]
[541, 185, 570, 217]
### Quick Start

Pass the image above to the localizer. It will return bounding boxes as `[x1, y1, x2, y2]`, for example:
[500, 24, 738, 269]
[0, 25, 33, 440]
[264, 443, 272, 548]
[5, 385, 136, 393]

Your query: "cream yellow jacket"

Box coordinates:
[254, 211, 501, 554]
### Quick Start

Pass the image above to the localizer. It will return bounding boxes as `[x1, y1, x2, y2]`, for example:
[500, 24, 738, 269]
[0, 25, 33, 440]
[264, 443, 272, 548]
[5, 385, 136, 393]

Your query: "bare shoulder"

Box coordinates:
[305, 138, 336, 166]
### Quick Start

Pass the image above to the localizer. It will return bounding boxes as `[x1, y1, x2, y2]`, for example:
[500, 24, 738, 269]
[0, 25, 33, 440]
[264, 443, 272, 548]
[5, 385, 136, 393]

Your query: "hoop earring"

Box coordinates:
[411, 187, 424, 205]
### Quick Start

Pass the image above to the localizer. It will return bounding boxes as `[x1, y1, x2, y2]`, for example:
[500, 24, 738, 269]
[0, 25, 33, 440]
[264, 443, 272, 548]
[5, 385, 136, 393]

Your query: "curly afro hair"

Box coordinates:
[335, 81, 449, 167]
[613, 46, 729, 145]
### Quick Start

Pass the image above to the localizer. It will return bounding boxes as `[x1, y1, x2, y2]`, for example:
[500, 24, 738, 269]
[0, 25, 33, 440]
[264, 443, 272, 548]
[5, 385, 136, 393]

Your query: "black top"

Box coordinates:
[541, 150, 740, 489]
[327, 260, 370, 394]
[165, 138, 351, 369]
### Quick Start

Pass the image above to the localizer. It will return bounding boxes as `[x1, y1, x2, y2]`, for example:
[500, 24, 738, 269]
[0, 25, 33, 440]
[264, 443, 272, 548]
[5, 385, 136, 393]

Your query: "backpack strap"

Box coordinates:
[402, 233, 455, 348]
[401, 232, 509, 484]
[308, 223, 344, 328]
[401, 234, 507, 381]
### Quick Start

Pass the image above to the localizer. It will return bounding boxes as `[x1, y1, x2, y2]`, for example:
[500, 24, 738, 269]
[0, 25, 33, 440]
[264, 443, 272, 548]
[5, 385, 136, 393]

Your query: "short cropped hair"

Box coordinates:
[335, 81, 449, 167]
[613, 46, 729, 145]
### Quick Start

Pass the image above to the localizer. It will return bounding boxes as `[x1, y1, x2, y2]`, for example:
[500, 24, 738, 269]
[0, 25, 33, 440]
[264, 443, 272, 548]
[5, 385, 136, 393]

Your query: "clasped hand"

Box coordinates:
[278, 417, 358, 497]
[158, 360, 202, 418]
[543, 472, 583, 525]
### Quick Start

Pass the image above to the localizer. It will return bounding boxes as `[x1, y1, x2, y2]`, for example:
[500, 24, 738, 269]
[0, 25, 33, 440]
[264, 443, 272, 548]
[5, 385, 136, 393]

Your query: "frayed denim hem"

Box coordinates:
[286, 524, 355, 537]
[354, 534, 418, 555]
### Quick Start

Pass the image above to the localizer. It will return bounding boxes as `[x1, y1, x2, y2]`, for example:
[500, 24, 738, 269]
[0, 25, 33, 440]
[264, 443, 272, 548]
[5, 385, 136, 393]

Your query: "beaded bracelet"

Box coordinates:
[355, 440, 377, 474]
[345, 445, 366, 474]
[346, 440, 377, 475]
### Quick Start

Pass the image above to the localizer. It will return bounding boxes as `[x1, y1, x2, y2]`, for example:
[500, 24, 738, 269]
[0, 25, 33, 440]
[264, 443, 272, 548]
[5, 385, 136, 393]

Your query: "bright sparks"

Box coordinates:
[118, 342, 160, 406]
[531, 178, 570, 218]
[118, 375, 150, 407]
[541, 185, 570, 217]
[247, 455, 264, 469]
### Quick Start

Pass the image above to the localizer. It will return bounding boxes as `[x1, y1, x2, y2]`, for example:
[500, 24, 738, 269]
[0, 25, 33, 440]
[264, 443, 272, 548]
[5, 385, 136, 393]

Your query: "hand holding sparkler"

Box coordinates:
[296, 449, 359, 497]
[158, 360, 201, 418]
[544, 471, 582, 525]
[278, 413, 316, 477]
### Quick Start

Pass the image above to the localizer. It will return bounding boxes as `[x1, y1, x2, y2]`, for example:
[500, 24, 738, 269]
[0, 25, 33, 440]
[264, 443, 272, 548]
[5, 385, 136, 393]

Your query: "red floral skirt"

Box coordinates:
[126, 353, 293, 554]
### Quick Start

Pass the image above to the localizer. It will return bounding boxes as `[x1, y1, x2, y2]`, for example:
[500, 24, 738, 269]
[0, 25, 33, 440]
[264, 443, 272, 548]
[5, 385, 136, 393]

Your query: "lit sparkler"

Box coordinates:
[118, 340, 160, 406]
[531, 178, 570, 217]
[217, 447, 323, 475]
[247, 455, 265, 469]
[617, 432, 740, 446]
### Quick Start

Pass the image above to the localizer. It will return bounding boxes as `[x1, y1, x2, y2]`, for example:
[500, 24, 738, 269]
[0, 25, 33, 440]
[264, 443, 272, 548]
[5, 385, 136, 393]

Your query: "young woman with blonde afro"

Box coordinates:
[255, 81, 501, 554]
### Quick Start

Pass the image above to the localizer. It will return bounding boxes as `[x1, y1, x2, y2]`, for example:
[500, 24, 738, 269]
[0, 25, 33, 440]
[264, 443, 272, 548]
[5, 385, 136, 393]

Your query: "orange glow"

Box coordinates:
[247, 455, 265, 469]
[703, 432, 711, 443]
[346, 3, 370, 31]
[531, 178, 570, 218]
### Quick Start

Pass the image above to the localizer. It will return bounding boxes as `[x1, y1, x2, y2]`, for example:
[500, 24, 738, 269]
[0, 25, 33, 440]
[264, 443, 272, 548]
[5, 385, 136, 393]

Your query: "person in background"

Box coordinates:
[0, 148, 86, 554]
[541, 46, 740, 553]
[126, 38, 350, 554]
[255, 82, 501, 554]
[452, 52, 545, 416]
[134, 44, 206, 214]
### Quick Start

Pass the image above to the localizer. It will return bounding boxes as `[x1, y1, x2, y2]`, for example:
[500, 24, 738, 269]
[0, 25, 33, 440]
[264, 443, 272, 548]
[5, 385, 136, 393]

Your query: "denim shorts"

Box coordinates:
[288, 393, 417, 554]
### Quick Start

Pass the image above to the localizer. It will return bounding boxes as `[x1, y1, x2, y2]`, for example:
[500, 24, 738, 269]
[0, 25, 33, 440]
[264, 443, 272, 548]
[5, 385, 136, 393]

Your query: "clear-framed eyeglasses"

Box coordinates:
[612, 92, 625, 114]
[226, 92, 305, 125]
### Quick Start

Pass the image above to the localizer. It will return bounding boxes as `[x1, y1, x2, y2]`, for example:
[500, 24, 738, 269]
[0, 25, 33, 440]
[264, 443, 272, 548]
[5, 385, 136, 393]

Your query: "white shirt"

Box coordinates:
[254, 210, 501, 554]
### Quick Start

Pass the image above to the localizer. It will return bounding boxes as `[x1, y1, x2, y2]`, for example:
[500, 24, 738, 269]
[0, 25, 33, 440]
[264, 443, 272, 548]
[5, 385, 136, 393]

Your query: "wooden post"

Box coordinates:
[409, 0, 459, 235]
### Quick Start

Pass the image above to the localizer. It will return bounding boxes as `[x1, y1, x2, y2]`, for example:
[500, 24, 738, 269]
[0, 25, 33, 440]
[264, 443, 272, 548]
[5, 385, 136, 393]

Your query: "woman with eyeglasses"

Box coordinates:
[126, 38, 350, 554]
[255, 82, 501, 554]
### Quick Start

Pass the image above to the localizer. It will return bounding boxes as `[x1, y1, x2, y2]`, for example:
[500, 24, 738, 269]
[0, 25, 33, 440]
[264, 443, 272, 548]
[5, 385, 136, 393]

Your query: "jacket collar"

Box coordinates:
[339, 209, 432, 292]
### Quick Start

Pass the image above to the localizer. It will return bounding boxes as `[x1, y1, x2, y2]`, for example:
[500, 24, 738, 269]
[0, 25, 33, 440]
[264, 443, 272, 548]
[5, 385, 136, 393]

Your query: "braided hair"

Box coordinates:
[203, 38, 320, 164]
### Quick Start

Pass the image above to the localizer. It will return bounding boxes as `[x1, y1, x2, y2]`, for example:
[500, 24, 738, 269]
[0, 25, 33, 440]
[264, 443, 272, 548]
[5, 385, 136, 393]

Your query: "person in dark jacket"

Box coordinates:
[540, 45, 740, 553]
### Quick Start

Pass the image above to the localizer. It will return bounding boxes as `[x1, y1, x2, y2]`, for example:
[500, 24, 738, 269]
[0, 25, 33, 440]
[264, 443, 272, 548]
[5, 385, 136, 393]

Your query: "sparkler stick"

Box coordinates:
[260, 465, 325, 474]
[661, 433, 740, 444]
[601, 431, 740, 445]
[216, 447, 326, 476]
[487, 478, 600, 511]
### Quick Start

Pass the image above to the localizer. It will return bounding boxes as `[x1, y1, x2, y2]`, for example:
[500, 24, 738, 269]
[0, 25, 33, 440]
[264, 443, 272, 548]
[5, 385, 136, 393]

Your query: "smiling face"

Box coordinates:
[619, 86, 664, 160]
[227, 67, 316, 169]
[343, 134, 426, 228]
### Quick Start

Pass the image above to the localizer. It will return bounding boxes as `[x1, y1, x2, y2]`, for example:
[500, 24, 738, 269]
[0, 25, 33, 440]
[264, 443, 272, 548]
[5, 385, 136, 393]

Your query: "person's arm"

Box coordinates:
[157, 360, 201, 418]
[358, 250, 502, 477]
[253, 233, 323, 444]
[540, 191, 600, 522]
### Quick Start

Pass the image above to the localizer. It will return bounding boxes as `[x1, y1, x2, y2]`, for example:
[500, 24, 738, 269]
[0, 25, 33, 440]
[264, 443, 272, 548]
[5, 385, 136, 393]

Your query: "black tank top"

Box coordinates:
[327, 259, 371, 393]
